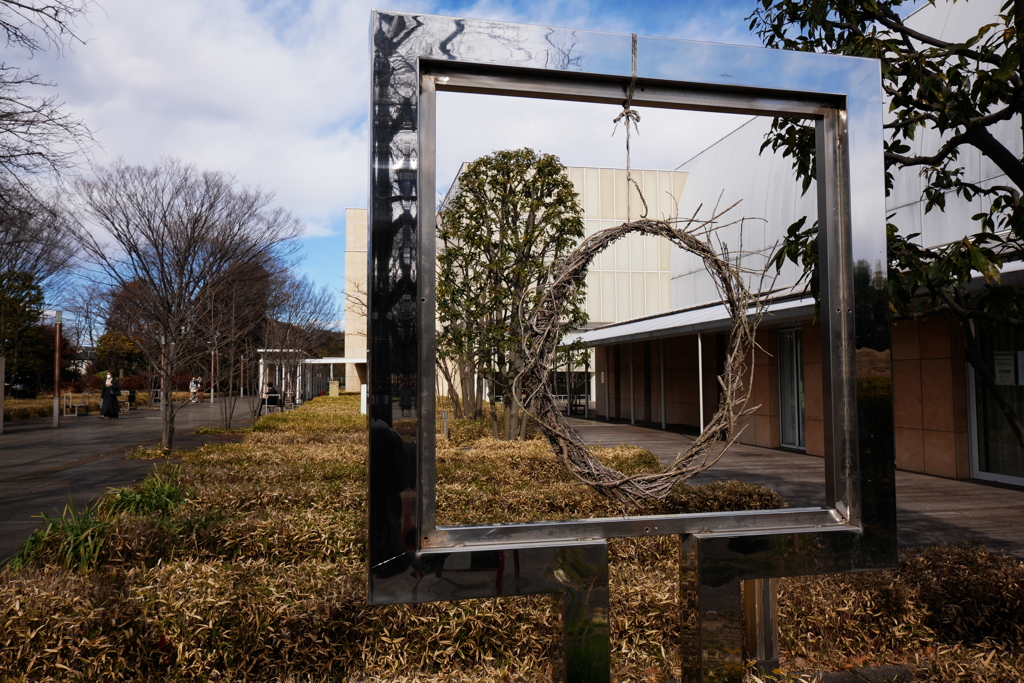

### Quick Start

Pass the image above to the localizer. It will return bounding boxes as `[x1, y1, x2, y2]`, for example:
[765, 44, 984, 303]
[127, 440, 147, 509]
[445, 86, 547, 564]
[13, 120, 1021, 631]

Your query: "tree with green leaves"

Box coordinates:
[750, 0, 1024, 447]
[437, 148, 587, 440]
[94, 331, 144, 377]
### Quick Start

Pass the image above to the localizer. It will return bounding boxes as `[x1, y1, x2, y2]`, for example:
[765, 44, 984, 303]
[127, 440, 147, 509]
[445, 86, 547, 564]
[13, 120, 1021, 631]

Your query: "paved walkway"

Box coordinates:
[569, 419, 1024, 557]
[0, 401, 249, 562]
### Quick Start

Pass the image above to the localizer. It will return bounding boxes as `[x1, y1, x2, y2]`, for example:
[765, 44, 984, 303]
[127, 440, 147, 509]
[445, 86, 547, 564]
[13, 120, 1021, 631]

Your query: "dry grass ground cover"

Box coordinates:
[3, 392, 166, 422]
[1, 395, 1023, 681]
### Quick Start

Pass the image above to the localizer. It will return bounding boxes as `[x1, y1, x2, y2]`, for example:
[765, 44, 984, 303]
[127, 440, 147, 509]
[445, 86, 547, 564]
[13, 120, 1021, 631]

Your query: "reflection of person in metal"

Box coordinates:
[99, 373, 121, 419]
[368, 418, 418, 578]
[399, 380, 414, 416]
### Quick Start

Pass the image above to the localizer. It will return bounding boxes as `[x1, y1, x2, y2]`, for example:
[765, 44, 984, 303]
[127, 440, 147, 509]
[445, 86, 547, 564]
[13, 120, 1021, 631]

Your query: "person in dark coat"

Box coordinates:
[99, 373, 121, 419]
[256, 382, 280, 416]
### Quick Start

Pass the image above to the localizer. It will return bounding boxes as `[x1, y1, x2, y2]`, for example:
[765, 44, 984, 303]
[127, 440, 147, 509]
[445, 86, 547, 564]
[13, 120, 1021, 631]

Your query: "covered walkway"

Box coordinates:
[569, 418, 1024, 557]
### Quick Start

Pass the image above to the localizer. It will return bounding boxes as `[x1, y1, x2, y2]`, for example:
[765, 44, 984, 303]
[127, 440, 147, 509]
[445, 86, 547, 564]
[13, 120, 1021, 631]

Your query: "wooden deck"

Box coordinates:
[568, 418, 1024, 557]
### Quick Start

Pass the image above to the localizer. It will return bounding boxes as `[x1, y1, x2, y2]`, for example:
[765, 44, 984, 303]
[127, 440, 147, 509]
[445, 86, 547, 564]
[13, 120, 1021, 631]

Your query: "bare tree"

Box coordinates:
[0, 68, 90, 183]
[0, 183, 77, 287]
[0, 1, 88, 53]
[60, 280, 107, 362]
[195, 259, 274, 428]
[73, 158, 302, 450]
[0, 1, 92, 183]
[261, 272, 339, 404]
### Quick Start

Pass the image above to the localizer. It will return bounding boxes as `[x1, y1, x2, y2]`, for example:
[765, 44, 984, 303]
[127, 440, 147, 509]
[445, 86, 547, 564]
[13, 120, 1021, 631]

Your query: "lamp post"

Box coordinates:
[0, 354, 5, 435]
[209, 347, 215, 404]
[53, 311, 62, 428]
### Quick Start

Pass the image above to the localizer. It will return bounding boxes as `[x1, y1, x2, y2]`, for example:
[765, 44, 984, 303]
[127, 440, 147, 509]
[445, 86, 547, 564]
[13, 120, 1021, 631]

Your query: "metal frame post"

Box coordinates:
[368, 13, 892, 680]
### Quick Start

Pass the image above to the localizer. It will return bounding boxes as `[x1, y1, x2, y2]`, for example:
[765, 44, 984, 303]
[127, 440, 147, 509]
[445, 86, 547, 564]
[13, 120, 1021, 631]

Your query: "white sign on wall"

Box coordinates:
[995, 352, 1015, 385]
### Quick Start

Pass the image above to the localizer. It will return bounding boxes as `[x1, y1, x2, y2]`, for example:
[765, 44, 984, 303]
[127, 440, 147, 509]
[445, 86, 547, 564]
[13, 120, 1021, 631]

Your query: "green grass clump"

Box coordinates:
[100, 466, 189, 517]
[8, 466, 190, 574]
[8, 503, 110, 573]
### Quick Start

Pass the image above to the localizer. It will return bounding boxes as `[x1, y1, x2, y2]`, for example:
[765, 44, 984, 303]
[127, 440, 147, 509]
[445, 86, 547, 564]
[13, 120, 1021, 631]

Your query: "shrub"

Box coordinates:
[8, 503, 110, 573]
[100, 466, 189, 518]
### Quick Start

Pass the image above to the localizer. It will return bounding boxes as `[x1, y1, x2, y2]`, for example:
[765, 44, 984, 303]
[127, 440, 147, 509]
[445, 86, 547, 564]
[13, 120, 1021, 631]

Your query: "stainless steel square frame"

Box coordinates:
[368, 10, 895, 680]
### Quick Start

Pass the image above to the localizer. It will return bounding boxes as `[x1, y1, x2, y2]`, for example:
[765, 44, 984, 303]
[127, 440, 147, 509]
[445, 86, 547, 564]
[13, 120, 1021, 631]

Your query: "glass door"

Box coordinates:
[973, 323, 1024, 484]
[778, 329, 806, 449]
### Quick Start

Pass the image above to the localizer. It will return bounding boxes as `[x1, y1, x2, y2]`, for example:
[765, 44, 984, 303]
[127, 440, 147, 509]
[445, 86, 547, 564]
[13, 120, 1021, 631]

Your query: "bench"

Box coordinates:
[260, 394, 282, 415]
[122, 389, 138, 411]
[63, 392, 91, 416]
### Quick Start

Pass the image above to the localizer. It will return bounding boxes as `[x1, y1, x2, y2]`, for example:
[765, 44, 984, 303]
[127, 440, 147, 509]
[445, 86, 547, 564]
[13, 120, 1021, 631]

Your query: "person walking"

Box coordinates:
[189, 377, 198, 403]
[99, 373, 121, 420]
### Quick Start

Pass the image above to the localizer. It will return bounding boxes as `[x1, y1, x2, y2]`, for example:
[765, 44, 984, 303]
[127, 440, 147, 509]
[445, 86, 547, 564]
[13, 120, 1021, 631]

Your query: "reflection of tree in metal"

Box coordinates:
[370, 15, 423, 421]
[544, 29, 584, 71]
[519, 207, 767, 505]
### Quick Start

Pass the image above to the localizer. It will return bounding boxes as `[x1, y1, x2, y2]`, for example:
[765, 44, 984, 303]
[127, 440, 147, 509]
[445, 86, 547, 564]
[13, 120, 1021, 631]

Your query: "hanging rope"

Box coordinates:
[612, 33, 648, 220]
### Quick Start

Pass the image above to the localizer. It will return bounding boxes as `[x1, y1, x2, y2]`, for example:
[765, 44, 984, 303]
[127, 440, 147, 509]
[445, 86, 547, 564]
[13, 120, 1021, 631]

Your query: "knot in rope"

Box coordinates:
[612, 106, 641, 132]
[612, 34, 648, 220]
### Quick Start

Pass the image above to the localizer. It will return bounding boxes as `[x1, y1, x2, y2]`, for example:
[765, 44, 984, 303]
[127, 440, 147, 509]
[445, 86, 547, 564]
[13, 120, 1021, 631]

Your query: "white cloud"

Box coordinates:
[22, 0, 763, 287]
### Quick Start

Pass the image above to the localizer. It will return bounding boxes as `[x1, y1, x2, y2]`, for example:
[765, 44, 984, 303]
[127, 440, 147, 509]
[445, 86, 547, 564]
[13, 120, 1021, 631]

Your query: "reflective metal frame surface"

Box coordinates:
[368, 11, 895, 680]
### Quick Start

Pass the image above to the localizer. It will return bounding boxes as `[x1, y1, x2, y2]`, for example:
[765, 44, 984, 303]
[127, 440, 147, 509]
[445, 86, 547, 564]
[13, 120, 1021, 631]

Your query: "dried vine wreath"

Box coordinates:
[516, 208, 766, 505]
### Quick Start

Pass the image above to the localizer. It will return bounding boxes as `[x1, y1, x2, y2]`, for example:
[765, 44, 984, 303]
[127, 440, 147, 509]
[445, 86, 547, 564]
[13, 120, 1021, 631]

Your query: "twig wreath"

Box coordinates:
[516, 206, 767, 505]
[511, 34, 767, 505]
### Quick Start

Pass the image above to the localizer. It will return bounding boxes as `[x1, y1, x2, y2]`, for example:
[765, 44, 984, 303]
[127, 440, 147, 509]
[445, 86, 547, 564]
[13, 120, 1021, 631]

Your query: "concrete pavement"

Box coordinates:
[569, 418, 1024, 557]
[0, 400, 248, 562]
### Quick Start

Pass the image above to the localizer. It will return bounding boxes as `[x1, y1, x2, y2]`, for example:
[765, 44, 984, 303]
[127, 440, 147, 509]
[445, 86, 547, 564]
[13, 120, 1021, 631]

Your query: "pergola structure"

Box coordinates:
[256, 350, 366, 403]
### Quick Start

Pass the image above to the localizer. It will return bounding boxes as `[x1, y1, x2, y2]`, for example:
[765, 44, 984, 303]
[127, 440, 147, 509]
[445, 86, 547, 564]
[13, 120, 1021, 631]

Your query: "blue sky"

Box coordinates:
[27, 0, 763, 328]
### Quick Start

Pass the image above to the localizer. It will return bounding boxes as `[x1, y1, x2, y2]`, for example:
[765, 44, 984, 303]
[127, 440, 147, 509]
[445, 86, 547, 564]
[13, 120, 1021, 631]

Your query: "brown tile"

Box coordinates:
[805, 418, 824, 456]
[804, 362, 823, 422]
[955, 431, 971, 479]
[923, 429, 958, 478]
[736, 414, 756, 446]
[891, 319, 920, 361]
[664, 369, 682, 402]
[950, 358, 969, 433]
[893, 359, 923, 429]
[683, 335, 699, 366]
[755, 415, 774, 448]
[768, 369, 780, 418]
[666, 401, 683, 425]
[752, 365, 771, 415]
[949, 321, 965, 359]
[895, 427, 925, 472]
[680, 404, 695, 426]
[754, 329, 774, 366]
[920, 358, 954, 430]
[803, 323, 822, 363]
[919, 317, 952, 359]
